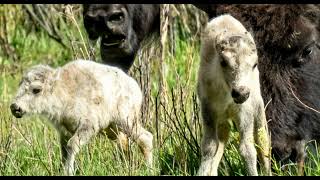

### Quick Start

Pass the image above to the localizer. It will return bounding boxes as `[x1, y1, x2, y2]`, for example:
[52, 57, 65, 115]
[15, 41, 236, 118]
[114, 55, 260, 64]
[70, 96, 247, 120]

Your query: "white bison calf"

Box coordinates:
[197, 14, 271, 176]
[10, 59, 153, 175]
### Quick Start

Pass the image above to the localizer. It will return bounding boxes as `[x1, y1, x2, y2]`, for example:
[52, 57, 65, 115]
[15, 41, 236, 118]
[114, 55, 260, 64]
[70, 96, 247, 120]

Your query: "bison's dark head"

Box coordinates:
[83, 4, 159, 72]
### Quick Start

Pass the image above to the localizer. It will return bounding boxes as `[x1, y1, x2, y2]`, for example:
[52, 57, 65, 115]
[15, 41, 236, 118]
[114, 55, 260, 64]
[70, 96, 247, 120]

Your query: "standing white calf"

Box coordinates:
[197, 14, 271, 176]
[10, 59, 153, 175]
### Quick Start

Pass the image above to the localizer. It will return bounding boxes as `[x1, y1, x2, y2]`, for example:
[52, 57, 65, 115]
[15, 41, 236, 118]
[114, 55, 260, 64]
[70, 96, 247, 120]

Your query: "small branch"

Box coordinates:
[289, 85, 320, 114]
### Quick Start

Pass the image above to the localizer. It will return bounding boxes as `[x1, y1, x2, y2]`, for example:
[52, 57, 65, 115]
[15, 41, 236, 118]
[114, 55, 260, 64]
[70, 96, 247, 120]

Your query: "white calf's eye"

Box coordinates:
[253, 63, 258, 69]
[221, 60, 228, 67]
[32, 88, 41, 94]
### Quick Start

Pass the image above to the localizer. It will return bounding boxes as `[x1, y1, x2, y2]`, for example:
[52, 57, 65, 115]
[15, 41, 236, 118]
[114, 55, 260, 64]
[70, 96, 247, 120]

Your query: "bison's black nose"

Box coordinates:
[231, 86, 250, 104]
[10, 103, 24, 118]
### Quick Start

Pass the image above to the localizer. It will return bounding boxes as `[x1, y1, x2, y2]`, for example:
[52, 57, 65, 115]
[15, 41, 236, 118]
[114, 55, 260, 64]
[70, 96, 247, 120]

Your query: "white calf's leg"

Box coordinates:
[197, 123, 219, 176]
[64, 123, 97, 175]
[197, 101, 230, 176]
[198, 121, 230, 176]
[118, 116, 153, 167]
[236, 111, 258, 176]
[131, 124, 153, 166]
[197, 102, 218, 176]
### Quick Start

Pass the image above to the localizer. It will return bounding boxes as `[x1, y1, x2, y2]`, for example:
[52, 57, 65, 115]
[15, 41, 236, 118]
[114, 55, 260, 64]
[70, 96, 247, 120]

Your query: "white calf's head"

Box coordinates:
[10, 65, 54, 118]
[201, 15, 259, 104]
[216, 33, 258, 104]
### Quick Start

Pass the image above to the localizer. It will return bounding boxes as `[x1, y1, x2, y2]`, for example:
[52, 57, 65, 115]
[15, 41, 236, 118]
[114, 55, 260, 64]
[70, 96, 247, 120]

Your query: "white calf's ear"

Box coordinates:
[33, 65, 54, 83]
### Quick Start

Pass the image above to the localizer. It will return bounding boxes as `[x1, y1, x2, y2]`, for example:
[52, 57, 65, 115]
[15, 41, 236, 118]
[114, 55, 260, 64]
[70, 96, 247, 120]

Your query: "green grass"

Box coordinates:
[1, 4, 320, 176]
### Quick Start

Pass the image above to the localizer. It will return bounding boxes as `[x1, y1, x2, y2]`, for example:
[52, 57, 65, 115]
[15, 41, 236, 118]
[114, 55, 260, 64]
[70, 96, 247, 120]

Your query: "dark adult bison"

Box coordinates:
[194, 4, 320, 174]
[83, 4, 160, 72]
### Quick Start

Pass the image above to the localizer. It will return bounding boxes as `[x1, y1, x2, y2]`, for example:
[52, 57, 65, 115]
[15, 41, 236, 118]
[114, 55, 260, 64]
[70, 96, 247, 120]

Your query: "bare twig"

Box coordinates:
[289, 85, 320, 114]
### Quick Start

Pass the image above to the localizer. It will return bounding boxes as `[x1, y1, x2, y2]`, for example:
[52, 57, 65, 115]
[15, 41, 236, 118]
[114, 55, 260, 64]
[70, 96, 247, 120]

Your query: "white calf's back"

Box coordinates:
[66, 59, 142, 110]
[39, 59, 144, 133]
